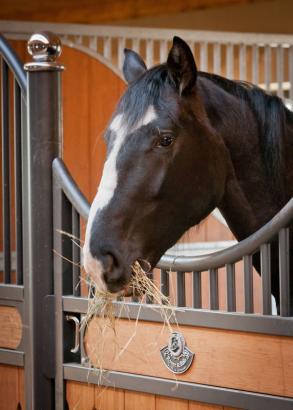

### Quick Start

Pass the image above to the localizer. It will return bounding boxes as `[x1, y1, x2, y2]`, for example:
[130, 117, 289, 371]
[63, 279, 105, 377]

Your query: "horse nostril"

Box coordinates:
[103, 252, 116, 273]
[102, 251, 126, 292]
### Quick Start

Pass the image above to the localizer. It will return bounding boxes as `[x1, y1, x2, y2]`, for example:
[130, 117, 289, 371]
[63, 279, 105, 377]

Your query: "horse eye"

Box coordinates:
[158, 134, 175, 147]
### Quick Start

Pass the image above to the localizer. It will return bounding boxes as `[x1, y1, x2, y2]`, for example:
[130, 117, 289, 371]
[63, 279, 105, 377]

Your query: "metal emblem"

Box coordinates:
[160, 332, 194, 374]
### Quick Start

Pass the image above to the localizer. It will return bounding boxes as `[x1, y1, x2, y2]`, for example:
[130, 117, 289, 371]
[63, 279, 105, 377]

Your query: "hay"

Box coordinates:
[81, 260, 177, 380]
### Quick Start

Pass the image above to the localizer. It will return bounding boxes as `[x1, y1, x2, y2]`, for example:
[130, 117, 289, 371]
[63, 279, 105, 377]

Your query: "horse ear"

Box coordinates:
[123, 49, 147, 84]
[167, 36, 197, 95]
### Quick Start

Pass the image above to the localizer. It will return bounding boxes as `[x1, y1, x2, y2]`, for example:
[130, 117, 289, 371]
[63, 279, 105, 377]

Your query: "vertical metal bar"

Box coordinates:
[252, 45, 259, 85]
[53, 170, 77, 409]
[209, 269, 219, 310]
[146, 39, 154, 68]
[24, 34, 64, 410]
[243, 255, 254, 313]
[159, 40, 168, 63]
[89, 36, 97, 52]
[261, 243, 271, 315]
[72, 207, 80, 297]
[192, 271, 202, 309]
[161, 269, 169, 298]
[146, 271, 153, 304]
[213, 43, 221, 75]
[279, 228, 290, 317]
[289, 46, 293, 102]
[14, 79, 23, 285]
[103, 37, 112, 60]
[118, 37, 126, 71]
[200, 42, 208, 71]
[226, 264, 236, 312]
[1, 59, 11, 283]
[239, 44, 246, 80]
[176, 271, 185, 307]
[75, 35, 82, 45]
[132, 38, 140, 54]
[264, 45, 272, 91]
[276, 45, 284, 98]
[226, 44, 234, 79]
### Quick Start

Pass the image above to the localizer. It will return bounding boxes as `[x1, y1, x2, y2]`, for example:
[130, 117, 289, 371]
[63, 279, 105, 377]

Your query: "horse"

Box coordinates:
[83, 36, 293, 314]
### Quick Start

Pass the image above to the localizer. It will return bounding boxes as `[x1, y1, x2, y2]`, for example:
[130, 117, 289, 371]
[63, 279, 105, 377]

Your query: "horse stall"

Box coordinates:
[0, 22, 292, 410]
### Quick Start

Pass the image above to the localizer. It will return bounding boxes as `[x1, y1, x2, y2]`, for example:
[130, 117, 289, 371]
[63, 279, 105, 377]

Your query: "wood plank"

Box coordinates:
[95, 386, 125, 410]
[0, 1, 268, 24]
[0, 306, 22, 349]
[189, 401, 223, 409]
[0, 365, 19, 410]
[66, 380, 95, 409]
[85, 318, 293, 397]
[18, 367, 25, 410]
[125, 390, 155, 410]
[156, 396, 188, 410]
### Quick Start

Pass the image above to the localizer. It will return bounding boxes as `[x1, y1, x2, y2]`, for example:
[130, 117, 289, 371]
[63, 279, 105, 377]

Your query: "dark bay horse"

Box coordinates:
[83, 36, 293, 313]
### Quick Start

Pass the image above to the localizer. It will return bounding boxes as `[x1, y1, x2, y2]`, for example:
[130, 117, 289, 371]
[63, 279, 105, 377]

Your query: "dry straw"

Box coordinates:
[81, 260, 178, 381]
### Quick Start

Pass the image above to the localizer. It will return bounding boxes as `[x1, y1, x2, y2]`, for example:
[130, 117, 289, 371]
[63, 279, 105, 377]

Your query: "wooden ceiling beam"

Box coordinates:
[0, 0, 272, 24]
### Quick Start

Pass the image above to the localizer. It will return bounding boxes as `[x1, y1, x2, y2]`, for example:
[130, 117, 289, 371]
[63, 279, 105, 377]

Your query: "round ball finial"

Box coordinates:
[27, 31, 61, 62]
[24, 31, 64, 71]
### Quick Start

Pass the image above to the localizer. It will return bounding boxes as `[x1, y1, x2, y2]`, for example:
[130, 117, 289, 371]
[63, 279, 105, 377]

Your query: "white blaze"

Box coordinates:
[83, 105, 157, 287]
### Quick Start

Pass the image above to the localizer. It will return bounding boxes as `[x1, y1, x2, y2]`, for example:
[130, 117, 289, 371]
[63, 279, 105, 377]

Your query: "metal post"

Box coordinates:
[23, 32, 64, 409]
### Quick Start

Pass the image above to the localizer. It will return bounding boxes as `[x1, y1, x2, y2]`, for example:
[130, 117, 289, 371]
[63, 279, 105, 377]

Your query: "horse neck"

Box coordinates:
[198, 77, 282, 240]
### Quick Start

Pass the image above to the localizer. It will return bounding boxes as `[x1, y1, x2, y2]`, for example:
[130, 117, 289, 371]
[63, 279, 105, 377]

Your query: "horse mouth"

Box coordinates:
[120, 260, 153, 297]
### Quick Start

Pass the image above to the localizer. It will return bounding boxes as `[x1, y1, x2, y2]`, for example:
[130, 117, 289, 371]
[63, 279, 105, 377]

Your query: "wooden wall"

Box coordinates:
[0, 365, 24, 410]
[66, 382, 238, 410]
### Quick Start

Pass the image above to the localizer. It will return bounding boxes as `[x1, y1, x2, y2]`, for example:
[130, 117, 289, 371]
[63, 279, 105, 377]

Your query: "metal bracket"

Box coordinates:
[65, 315, 80, 353]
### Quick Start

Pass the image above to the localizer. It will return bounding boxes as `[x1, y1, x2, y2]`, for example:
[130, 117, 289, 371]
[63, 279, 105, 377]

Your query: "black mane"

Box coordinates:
[118, 65, 169, 129]
[199, 71, 292, 193]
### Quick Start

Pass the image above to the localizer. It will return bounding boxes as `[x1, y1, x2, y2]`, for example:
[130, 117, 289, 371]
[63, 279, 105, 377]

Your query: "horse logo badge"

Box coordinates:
[160, 332, 194, 374]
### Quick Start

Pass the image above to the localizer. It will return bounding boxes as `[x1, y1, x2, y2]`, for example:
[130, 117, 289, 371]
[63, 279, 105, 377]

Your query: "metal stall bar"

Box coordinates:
[243, 255, 254, 313]
[276, 45, 284, 99]
[72, 208, 81, 296]
[14, 79, 23, 285]
[226, 264, 236, 312]
[239, 44, 246, 80]
[213, 43, 221, 75]
[252, 44, 259, 85]
[1, 58, 11, 283]
[23, 32, 64, 410]
[146, 39, 154, 67]
[192, 271, 202, 309]
[176, 271, 185, 307]
[279, 228, 290, 316]
[226, 44, 234, 79]
[161, 269, 169, 299]
[264, 45, 271, 91]
[209, 269, 219, 310]
[159, 40, 168, 63]
[260, 243, 272, 315]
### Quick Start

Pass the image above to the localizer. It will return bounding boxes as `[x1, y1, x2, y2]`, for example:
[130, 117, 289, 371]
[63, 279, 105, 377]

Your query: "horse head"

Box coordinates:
[83, 37, 228, 294]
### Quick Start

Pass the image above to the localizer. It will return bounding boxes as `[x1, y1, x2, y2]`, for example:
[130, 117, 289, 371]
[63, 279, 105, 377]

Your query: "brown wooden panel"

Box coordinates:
[96, 386, 125, 410]
[0, 306, 22, 349]
[18, 367, 25, 410]
[85, 318, 293, 397]
[0, 365, 22, 410]
[189, 402, 223, 410]
[125, 390, 155, 410]
[156, 396, 188, 410]
[66, 380, 95, 409]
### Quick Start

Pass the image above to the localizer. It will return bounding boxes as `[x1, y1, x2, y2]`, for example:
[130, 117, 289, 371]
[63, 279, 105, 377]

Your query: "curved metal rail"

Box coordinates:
[52, 157, 293, 271]
[0, 33, 27, 95]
